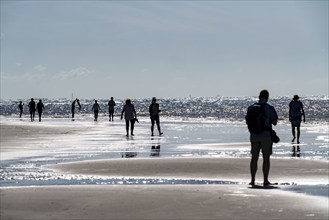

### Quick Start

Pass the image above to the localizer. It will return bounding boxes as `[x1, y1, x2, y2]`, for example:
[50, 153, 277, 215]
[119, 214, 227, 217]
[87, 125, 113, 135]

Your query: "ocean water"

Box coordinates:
[0, 96, 328, 187]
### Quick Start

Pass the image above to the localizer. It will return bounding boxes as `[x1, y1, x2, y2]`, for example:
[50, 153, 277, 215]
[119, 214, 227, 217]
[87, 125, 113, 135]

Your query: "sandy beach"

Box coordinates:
[1, 122, 328, 219]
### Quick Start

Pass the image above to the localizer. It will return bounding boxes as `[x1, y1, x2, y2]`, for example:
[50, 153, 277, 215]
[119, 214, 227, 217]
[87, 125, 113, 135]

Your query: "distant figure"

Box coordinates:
[91, 100, 101, 121]
[289, 95, 305, 144]
[71, 98, 81, 119]
[36, 99, 45, 122]
[28, 98, 36, 122]
[246, 90, 278, 186]
[18, 101, 24, 118]
[121, 99, 137, 136]
[108, 97, 116, 122]
[149, 97, 163, 136]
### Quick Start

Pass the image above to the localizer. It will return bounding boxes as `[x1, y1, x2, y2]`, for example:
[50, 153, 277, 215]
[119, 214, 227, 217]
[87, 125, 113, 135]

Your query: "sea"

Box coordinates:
[0, 96, 328, 187]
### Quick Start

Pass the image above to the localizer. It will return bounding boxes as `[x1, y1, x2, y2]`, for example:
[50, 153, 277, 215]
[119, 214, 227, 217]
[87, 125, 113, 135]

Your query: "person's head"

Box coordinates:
[293, 95, 299, 101]
[259, 89, 269, 101]
[95, 100, 97, 103]
[111, 97, 113, 100]
[126, 99, 131, 105]
[19, 101, 22, 104]
[152, 97, 156, 103]
[39, 99, 42, 103]
[31, 98, 34, 101]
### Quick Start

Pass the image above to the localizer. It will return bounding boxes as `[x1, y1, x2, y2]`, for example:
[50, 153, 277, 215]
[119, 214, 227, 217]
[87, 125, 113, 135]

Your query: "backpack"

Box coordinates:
[246, 103, 267, 134]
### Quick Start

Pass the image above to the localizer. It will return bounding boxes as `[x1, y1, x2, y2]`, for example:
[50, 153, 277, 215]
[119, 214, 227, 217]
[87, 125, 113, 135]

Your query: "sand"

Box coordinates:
[1, 122, 328, 220]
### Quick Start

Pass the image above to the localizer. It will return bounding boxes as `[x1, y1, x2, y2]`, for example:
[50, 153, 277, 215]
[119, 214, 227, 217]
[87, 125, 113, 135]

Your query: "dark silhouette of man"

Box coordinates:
[91, 100, 100, 121]
[28, 98, 36, 122]
[149, 97, 163, 136]
[18, 101, 24, 118]
[121, 99, 137, 136]
[108, 97, 116, 122]
[36, 99, 45, 122]
[71, 98, 81, 119]
[246, 90, 278, 186]
[289, 95, 305, 144]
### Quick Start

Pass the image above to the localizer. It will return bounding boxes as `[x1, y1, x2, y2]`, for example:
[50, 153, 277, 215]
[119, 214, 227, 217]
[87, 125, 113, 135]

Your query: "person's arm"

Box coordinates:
[121, 106, 125, 120]
[288, 102, 292, 122]
[271, 106, 278, 126]
[133, 105, 137, 119]
[301, 102, 305, 122]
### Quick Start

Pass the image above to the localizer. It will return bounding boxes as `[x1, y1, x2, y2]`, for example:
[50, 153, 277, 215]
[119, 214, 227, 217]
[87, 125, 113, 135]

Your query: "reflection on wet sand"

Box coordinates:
[291, 145, 301, 158]
[151, 145, 161, 157]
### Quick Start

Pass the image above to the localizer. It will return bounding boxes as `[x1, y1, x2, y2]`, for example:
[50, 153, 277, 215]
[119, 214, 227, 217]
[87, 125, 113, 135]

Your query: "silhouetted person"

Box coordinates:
[108, 97, 116, 122]
[91, 100, 100, 121]
[28, 98, 36, 122]
[121, 99, 137, 136]
[36, 99, 45, 122]
[246, 90, 278, 186]
[71, 98, 81, 119]
[149, 97, 163, 136]
[18, 101, 24, 118]
[289, 95, 305, 144]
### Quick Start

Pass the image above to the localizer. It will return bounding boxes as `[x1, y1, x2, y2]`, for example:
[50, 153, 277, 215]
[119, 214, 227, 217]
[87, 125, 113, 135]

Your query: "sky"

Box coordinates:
[1, 0, 328, 100]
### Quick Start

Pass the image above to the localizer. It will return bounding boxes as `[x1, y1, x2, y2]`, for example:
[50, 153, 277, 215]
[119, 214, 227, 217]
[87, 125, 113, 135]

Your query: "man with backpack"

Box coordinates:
[246, 90, 278, 186]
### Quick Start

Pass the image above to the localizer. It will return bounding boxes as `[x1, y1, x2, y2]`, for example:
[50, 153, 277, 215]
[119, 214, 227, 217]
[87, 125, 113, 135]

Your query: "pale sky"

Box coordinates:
[1, 0, 328, 100]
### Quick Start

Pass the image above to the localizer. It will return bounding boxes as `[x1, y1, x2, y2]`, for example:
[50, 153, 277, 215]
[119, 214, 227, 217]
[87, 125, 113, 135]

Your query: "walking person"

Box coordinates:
[289, 95, 305, 144]
[149, 97, 163, 136]
[245, 90, 278, 186]
[121, 99, 137, 136]
[18, 101, 24, 118]
[28, 98, 36, 122]
[91, 100, 101, 121]
[36, 99, 45, 122]
[71, 98, 81, 120]
[108, 97, 116, 121]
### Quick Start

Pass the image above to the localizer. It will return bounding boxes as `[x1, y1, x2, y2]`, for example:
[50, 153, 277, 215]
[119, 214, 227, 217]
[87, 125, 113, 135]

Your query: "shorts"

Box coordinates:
[291, 120, 301, 127]
[250, 134, 273, 156]
[150, 115, 160, 125]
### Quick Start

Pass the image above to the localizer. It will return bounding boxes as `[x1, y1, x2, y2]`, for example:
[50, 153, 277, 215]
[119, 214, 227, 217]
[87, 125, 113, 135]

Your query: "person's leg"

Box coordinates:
[291, 124, 296, 142]
[250, 135, 260, 185]
[110, 110, 114, 121]
[250, 153, 259, 185]
[263, 155, 270, 184]
[38, 112, 42, 122]
[155, 116, 162, 135]
[125, 120, 129, 136]
[261, 136, 273, 185]
[30, 111, 33, 121]
[130, 120, 135, 136]
[32, 111, 35, 121]
[151, 117, 155, 136]
[296, 126, 301, 144]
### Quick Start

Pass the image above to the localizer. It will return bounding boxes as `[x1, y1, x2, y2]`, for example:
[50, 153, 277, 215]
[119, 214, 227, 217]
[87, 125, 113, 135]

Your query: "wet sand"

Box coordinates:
[1, 122, 328, 219]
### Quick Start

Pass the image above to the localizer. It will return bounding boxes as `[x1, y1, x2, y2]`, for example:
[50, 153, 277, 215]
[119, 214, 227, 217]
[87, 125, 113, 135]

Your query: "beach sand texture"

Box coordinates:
[1, 122, 328, 219]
